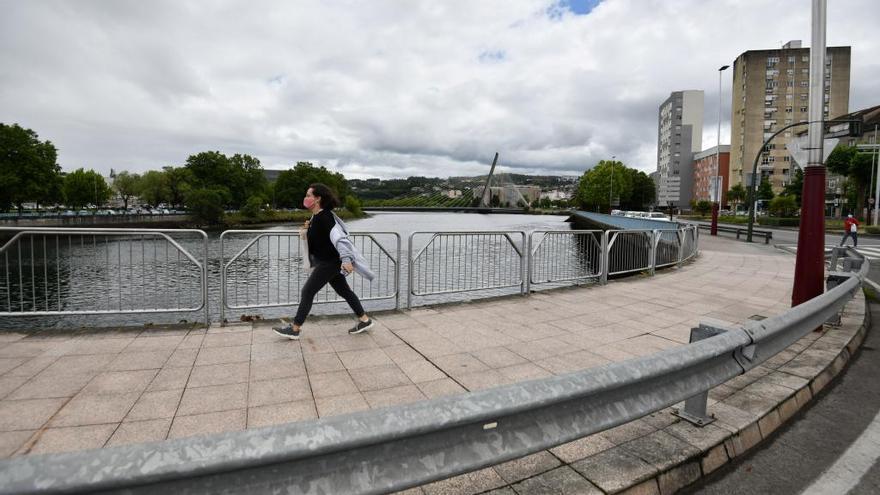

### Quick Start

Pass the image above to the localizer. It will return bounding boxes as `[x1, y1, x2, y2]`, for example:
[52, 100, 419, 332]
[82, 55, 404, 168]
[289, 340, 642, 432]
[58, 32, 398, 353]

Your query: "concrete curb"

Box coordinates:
[414, 290, 869, 495]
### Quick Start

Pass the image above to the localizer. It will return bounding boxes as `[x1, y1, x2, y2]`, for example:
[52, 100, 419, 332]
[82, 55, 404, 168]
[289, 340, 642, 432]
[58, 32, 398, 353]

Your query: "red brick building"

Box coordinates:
[692, 146, 730, 206]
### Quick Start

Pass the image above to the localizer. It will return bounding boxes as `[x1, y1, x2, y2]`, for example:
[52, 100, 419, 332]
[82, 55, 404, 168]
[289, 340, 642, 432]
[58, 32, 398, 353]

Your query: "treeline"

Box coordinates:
[575, 159, 656, 212]
[0, 122, 360, 224]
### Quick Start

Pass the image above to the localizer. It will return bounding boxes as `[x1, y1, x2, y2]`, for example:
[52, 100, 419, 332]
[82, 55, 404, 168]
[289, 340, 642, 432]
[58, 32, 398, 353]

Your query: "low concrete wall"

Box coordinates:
[0, 214, 191, 229]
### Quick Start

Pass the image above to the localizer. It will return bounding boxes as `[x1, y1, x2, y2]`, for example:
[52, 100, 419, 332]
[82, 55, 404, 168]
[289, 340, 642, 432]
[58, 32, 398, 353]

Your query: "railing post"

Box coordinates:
[219, 232, 226, 326]
[524, 232, 532, 295]
[649, 230, 658, 276]
[203, 232, 210, 328]
[406, 233, 414, 310]
[677, 229, 684, 268]
[600, 231, 608, 285]
[672, 323, 729, 426]
[395, 234, 401, 310]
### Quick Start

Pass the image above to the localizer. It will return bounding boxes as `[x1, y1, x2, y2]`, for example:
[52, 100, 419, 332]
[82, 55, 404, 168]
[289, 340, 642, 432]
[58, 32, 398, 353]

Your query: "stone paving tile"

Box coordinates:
[417, 378, 467, 399]
[50, 392, 140, 427]
[250, 358, 306, 381]
[126, 335, 185, 351]
[107, 350, 173, 371]
[315, 393, 369, 417]
[0, 375, 29, 400]
[363, 384, 426, 409]
[6, 372, 94, 400]
[126, 389, 184, 421]
[3, 356, 58, 378]
[310, 370, 359, 399]
[431, 353, 490, 379]
[80, 370, 157, 396]
[349, 365, 413, 392]
[303, 353, 346, 374]
[194, 345, 250, 366]
[202, 331, 252, 348]
[187, 362, 249, 388]
[510, 466, 603, 495]
[493, 451, 562, 484]
[168, 409, 246, 439]
[571, 447, 659, 494]
[248, 377, 312, 407]
[40, 354, 115, 376]
[0, 430, 34, 458]
[247, 400, 318, 428]
[0, 398, 67, 431]
[549, 433, 616, 464]
[397, 360, 447, 383]
[107, 419, 171, 447]
[337, 349, 394, 370]
[26, 424, 117, 455]
[147, 367, 192, 392]
[422, 467, 506, 495]
[251, 342, 302, 362]
[177, 383, 247, 416]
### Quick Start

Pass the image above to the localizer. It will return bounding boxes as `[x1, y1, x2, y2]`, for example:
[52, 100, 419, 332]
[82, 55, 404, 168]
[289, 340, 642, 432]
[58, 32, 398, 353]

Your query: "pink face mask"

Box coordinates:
[303, 196, 316, 209]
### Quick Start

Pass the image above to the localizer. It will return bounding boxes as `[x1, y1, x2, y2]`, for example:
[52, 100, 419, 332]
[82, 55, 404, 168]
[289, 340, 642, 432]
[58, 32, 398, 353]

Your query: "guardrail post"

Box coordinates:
[649, 230, 658, 276]
[203, 232, 210, 328]
[600, 231, 608, 285]
[406, 233, 414, 310]
[672, 323, 728, 426]
[524, 232, 532, 294]
[677, 229, 684, 268]
[395, 234, 401, 310]
[219, 233, 227, 326]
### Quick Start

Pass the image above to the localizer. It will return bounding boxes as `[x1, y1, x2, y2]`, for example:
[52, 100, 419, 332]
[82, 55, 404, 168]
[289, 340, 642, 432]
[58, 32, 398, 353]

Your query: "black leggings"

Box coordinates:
[293, 262, 365, 325]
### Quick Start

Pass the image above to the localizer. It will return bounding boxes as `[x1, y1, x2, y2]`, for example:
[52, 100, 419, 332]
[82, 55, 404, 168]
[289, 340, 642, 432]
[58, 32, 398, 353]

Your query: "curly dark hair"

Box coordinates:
[309, 183, 340, 210]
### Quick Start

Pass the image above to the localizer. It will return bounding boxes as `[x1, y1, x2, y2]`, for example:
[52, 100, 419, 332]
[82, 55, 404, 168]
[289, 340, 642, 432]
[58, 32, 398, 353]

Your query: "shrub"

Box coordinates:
[241, 195, 266, 219]
[344, 195, 363, 216]
[759, 217, 800, 227]
[185, 187, 227, 225]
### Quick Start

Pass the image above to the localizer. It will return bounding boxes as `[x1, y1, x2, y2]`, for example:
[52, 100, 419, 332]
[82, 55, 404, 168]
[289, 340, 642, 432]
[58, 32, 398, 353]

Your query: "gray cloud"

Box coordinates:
[1, 0, 877, 180]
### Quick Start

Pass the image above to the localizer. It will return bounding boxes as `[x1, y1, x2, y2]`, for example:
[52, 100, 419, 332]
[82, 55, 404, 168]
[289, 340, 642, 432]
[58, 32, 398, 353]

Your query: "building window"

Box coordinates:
[788, 56, 796, 63]
[785, 107, 793, 113]
[802, 55, 809, 62]
[800, 106, 808, 112]
[800, 81, 809, 87]
[800, 94, 808, 101]
[801, 68, 809, 75]
[787, 80, 795, 87]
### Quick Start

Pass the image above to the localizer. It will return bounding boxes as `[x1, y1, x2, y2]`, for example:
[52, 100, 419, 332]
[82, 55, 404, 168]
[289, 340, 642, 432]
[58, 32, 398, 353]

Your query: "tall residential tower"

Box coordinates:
[656, 90, 704, 209]
[729, 40, 850, 192]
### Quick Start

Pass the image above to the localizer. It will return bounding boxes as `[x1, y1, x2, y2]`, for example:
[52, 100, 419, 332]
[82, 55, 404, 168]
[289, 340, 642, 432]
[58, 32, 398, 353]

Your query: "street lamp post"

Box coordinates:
[711, 65, 730, 236]
[791, 0, 827, 308]
[609, 155, 615, 212]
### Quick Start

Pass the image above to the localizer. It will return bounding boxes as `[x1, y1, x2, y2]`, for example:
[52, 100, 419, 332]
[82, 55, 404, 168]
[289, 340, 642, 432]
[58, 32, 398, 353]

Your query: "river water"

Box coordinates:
[0, 212, 593, 330]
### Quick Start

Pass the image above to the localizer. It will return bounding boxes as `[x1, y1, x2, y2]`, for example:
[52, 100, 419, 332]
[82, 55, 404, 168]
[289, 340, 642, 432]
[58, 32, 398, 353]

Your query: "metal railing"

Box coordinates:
[527, 230, 603, 291]
[0, 227, 208, 323]
[219, 230, 400, 323]
[407, 231, 526, 309]
[0, 249, 864, 495]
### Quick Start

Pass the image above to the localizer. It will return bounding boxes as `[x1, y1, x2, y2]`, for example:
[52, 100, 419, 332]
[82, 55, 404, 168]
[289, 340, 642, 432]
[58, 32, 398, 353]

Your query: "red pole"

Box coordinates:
[710, 202, 719, 235]
[791, 166, 826, 306]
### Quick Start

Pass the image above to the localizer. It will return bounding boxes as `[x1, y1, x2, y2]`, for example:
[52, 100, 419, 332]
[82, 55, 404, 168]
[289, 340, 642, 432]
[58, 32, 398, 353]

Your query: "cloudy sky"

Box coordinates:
[2, 0, 878, 179]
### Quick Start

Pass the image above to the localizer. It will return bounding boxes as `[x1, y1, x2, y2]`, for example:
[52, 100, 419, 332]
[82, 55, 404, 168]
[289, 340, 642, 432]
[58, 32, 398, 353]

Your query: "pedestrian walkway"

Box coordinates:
[0, 236, 794, 461]
[776, 244, 880, 260]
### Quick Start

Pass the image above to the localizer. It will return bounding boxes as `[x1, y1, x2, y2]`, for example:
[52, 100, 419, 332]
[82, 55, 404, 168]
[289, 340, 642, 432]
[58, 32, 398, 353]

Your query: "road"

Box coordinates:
[683, 258, 880, 495]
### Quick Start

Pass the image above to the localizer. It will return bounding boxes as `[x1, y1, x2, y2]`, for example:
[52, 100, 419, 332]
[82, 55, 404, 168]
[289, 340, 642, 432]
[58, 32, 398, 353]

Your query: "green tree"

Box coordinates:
[757, 177, 775, 201]
[113, 171, 140, 210]
[577, 159, 632, 212]
[625, 169, 656, 210]
[827, 145, 874, 218]
[183, 151, 267, 209]
[694, 200, 712, 217]
[344, 195, 363, 216]
[727, 183, 746, 212]
[185, 187, 228, 225]
[273, 162, 349, 209]
[62, 168, 111, 209]
[0, 123, 62, 212]
[240, 195, 268, 219]
[781, 167, 804, 206]
[138, 170, 169, 207]
[162, 166, 195, 209]
[769, 194, 798, 217]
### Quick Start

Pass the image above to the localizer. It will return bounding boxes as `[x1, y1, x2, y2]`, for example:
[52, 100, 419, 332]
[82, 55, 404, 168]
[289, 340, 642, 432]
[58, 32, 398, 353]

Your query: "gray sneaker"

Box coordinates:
[273, 320, 301, 340]
[349, 319, 373, 335]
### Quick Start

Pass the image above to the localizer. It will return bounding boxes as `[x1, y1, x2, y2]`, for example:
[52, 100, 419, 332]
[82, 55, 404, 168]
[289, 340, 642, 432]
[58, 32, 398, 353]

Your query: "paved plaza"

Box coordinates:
[0, 236, 795, 463]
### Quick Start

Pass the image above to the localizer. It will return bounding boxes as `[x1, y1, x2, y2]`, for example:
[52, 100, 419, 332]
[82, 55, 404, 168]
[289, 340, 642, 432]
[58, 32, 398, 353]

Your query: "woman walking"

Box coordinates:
[273, 184, 374, 340]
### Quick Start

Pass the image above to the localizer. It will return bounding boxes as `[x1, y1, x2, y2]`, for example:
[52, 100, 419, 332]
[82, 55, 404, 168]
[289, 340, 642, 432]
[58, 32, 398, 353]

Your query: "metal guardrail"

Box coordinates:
[527, 230, 604, 291]
[406, 231, 526, 309]
[0, 248, 864, 495]
[219, 230, 400, 323]
[697, 223, 773, 244]
[0, 227, 208, 323]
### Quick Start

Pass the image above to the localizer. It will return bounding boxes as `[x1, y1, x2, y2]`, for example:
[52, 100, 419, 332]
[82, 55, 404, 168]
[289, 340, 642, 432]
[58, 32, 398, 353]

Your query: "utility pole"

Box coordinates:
[711, 65, 730, 235]
[791, 0, 827, 308]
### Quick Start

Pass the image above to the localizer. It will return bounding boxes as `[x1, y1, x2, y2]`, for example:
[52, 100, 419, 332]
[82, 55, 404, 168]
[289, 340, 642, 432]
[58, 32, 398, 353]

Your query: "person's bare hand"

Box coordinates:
[342, 262, 354, 273]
